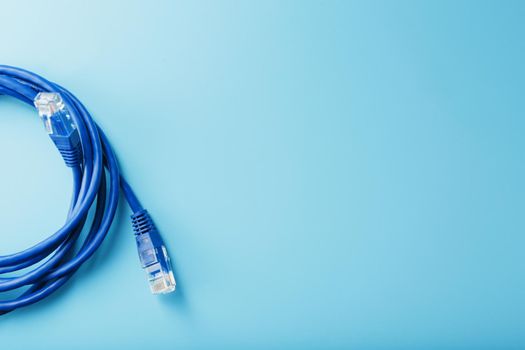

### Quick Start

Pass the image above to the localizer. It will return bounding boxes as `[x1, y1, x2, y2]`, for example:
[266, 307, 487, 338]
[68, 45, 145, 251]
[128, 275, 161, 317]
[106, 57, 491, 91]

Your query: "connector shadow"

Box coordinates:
[158, 254, 188, 313]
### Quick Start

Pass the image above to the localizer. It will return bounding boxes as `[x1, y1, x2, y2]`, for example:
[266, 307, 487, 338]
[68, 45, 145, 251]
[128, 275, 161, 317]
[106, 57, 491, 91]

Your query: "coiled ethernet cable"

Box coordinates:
[0, 65, 176, 315]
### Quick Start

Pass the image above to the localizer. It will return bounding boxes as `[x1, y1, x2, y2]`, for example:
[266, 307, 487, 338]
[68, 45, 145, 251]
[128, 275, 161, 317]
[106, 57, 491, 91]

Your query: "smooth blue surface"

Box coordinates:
[0, 0, 523, 348]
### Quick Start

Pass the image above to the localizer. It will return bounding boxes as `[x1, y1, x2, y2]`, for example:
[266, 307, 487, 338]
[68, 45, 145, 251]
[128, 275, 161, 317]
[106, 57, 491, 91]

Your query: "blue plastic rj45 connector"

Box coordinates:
[34, 92, 82, 167]
[132, 210, 176, 294]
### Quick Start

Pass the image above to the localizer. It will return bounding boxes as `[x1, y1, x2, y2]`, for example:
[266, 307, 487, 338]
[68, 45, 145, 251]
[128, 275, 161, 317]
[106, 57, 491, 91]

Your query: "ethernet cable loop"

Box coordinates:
[0, 65, 175, 315]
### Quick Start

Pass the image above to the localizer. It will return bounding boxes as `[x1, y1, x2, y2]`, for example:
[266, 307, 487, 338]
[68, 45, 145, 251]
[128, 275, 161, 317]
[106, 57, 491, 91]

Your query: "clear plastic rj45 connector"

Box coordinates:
[136, 233, 176, 294]
[34, 92, 76, 136]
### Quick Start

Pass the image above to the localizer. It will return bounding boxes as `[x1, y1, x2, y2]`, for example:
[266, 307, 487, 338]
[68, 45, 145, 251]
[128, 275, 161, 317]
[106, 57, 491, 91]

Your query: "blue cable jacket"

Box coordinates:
[0, 65, 144, 314]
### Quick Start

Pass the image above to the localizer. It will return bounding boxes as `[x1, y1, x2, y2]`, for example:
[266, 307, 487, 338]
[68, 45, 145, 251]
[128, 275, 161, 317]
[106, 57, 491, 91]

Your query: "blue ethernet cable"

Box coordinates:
[0, 65, 176, 315]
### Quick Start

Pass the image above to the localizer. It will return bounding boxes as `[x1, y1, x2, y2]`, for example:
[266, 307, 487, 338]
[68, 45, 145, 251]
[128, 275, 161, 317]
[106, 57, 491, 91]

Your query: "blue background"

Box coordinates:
[0, 0, 524, 348]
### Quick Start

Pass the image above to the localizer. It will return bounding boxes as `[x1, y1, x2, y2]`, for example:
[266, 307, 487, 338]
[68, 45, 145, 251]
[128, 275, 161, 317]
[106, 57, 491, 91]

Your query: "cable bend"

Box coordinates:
[0, 65, 176, 315]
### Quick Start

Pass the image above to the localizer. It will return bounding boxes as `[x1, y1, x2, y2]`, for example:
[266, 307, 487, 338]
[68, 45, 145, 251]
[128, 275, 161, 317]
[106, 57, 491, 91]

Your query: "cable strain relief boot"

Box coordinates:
[50, 130, 82, 167]
[131, 209, 176, 294]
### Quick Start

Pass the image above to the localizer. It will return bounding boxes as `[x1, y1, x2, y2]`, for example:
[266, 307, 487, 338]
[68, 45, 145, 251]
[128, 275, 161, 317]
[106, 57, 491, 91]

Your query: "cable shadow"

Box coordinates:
[83, 196, 128, 271]
[0, 273, 80, 324]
